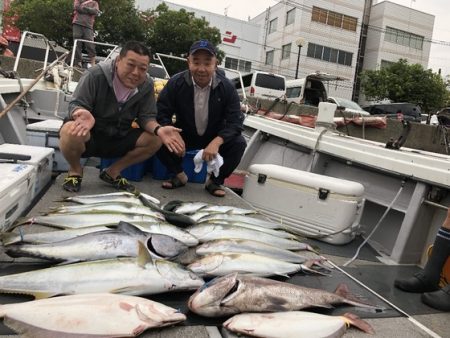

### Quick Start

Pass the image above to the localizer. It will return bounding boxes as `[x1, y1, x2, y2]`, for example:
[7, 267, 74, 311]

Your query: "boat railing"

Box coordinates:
[67, 39, 119, 84]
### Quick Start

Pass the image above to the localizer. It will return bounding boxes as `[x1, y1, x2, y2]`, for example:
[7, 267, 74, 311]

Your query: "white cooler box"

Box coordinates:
[0, 143, 54, 203]
[0, 163, 35, 232]
[243, 164, 365, 245]
[26, 119, 87, 172]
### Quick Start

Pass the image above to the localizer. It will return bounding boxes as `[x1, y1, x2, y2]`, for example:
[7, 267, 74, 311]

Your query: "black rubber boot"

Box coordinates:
[421, 284, 450, 312]
[394, 272, 439, 293]
[395, 226, 450, 293]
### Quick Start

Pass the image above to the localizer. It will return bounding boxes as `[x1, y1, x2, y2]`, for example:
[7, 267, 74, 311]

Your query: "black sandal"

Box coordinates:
[162, 176, 186, 190]
[205, 181, 225, 197]
[62, 175, 82, 192]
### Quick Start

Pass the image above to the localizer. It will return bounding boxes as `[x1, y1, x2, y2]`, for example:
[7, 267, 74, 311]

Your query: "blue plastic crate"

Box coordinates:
[99, 158, 147, 182]
[152, 150, 207, 183]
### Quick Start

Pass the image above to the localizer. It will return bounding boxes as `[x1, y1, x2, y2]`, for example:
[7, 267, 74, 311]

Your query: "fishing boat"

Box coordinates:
[0, 32, 448, 337]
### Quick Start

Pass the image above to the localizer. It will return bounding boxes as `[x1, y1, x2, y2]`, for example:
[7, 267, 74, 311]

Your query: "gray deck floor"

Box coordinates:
[0, 166, 447, 338]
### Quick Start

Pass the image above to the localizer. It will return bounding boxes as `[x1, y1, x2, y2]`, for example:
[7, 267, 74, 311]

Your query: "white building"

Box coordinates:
[135, 0, 434, 101]
[135, 0, 261, 74]
[364, 1, 434, 71]
[250, 0, 366, 99]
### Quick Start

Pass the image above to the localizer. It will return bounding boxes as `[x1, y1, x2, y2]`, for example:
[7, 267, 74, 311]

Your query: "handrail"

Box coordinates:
[67, 39, 118, 84]
[13, 31, 55, 72]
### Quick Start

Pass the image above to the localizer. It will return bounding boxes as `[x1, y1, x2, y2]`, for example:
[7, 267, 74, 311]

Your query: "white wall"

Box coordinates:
[364, 1, 434, 71]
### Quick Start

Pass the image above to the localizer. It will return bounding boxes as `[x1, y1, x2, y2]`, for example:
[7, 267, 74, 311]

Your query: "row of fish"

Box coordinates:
[0, 192, 378, 337]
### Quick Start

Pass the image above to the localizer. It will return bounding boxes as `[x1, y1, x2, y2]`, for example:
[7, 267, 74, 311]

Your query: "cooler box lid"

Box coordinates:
[0, 143, 54, 165]
[26, 119, 63, 132]
[248, 164, 364, 197]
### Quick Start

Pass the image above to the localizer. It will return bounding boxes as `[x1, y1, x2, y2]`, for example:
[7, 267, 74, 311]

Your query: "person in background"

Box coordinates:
[59, 41, 179, 193]
[395, 207, 450, 311]
[155, 39, 246, 197]
[0, 36, 14, 57]
[72, 0, 100, 68]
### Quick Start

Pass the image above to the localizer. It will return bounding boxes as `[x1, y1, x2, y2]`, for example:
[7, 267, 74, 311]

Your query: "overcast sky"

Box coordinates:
[166, 0, 450, 76]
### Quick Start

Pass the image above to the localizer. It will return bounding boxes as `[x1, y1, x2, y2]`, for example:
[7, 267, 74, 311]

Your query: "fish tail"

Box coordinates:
[299, 263, 330, 276]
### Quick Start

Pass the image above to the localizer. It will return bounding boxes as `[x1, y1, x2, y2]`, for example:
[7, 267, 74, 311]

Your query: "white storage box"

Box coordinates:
[26, 119, 87, 172]
[0, 143, 54, 202]
[243, 164, 365, 245]
[0, 163, 35, 232]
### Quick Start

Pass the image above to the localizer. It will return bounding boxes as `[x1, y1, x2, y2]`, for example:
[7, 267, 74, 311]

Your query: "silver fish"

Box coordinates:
[223, 311, 374, 338]
[196, 239, 310, 263]
[0, 293, 186, 337]
[187, 252, 313, 277]
[173, 202, 209, 214]
[200, 205, 257, 215]
[197, 214, 281, 229]
[131, 222, 199, 247]
[203, 221, 298, 239]
[17, 213, 162, 229]
[61, 191, 160, 205]
[48, 202, 164, 218]
[187, 224, 305, 250]
[188, 273, 380, 317]
[5, 225, 188, 263]
[0, 245, 204, 298]
[1, 226, 111, 245]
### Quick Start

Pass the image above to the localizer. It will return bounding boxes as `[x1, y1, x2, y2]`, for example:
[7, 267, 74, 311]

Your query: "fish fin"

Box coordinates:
[33, 291, 59, 299]
[342, 312, 375, 334]
[334, 284, 380, 310]
[117, 221, 146, 236]
[163, 200, 184, 212]
[137, 240, 153, 267]
[273, 272, 291, 278]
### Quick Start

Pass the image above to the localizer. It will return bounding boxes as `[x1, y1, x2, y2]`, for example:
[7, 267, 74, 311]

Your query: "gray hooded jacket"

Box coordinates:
[68, 58, 156, 137]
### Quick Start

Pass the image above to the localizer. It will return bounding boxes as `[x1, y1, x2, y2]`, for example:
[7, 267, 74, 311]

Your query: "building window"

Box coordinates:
[312, 6, 327, 24]
[385, 26, 424, 50]
[265, 50, 274, 65]
[268, 18, 278, 34]
[225, 57, 252, 72]
[307, 42, 353, 67]
[286, 8, 295, 26]
[311, 6, 357, 32]
[281, 43, 291, 59]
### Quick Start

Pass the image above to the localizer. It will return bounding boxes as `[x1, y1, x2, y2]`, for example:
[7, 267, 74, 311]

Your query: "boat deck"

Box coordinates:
[0, 166, 447, 338]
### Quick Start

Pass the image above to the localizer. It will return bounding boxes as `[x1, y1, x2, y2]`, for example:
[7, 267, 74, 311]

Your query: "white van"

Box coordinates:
[285, 73, 344, 107]
[233, 71, 286, 100]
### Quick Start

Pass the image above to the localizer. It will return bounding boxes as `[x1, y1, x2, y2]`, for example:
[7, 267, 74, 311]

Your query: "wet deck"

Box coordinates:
[0, 166, 447, 338]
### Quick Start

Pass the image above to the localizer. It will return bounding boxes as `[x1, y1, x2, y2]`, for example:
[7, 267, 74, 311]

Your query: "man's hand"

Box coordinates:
[203, 137, 224, 162]
[158, 126, 185, 156]
[69, 108, 95, 137]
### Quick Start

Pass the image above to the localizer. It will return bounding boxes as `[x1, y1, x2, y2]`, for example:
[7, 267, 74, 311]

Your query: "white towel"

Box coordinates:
[193, 149, 224, 177]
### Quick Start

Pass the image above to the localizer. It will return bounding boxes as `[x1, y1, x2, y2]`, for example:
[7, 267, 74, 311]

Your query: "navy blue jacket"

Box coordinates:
[156, 70, 244, 147]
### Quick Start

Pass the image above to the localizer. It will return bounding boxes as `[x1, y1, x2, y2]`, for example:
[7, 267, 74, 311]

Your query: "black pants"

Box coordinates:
[157, 135, 246, 185]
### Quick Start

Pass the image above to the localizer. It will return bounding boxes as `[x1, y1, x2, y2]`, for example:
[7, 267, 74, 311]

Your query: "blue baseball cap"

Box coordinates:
[189, 39, 217, 56]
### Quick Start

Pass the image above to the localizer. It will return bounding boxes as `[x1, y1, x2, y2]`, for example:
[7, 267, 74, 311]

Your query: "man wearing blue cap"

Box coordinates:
[154, 39, 246, 197]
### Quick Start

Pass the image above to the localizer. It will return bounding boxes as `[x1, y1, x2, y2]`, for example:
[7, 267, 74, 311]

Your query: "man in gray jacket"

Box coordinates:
[59, 41, 183, 193]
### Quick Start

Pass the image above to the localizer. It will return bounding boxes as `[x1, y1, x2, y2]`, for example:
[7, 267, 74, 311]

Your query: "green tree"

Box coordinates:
[142, 3, 224, 75]
[361, 59, 448, 112]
